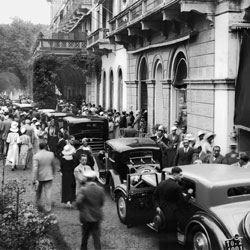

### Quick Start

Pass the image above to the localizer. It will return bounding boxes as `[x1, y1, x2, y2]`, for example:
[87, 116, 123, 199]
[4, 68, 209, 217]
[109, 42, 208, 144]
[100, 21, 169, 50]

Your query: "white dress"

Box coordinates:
[6, 132, 21, 166]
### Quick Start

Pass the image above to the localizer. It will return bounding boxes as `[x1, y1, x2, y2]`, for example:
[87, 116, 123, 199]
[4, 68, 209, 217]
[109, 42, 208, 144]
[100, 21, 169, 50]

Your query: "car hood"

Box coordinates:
[211, 201, 250, 242]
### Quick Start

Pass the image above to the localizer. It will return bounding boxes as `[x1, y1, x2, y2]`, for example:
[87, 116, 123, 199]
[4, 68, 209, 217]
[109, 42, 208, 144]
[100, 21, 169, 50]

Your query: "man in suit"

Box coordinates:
[175, 139, 194, 166]
[192, 145, 207, 164]
[205, 145, 224, 164]
[153, 166, 193, 250]
[32, 142, 57, 213]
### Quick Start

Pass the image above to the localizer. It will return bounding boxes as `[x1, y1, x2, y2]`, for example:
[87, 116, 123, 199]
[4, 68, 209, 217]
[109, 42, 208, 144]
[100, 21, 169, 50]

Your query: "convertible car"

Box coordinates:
[114, 164, 250, 250]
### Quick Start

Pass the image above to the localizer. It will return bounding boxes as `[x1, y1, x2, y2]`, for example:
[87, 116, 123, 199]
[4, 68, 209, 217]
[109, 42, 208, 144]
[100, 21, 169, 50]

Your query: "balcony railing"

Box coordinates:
[87, 28, 109, 48]
[32, 38, 87, 56]
[109, 0, 173, 33]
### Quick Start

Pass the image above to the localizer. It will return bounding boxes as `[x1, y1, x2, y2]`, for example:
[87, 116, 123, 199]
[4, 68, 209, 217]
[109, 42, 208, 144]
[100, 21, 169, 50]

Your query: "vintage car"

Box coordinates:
[12, 103, 33, 113]
[62, 115, 108, 153]
[114, 164, 250, 250]
[43, 111, 73, 128]
[97, 137, 162, 199]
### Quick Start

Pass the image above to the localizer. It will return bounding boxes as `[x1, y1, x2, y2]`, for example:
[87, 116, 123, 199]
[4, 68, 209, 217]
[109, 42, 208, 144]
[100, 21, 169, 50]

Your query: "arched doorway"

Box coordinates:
[154, 61, 163, 124]
[103, 71, 106, 109]
[109, 70, 114, 109]
[118, 68, 123, 111]
[172, 52, 188, 128]
[139, 58, 148, 112]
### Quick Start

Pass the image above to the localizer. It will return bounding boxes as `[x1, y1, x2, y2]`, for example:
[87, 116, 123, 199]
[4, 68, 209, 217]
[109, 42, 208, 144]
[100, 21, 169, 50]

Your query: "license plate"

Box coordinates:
[225, 237, 243, 250]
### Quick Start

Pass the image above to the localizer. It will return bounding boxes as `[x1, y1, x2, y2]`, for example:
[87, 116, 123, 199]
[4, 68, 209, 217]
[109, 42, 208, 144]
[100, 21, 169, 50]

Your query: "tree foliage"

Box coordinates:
[33, 54, 62, 108]
[0, 18, 48, 90]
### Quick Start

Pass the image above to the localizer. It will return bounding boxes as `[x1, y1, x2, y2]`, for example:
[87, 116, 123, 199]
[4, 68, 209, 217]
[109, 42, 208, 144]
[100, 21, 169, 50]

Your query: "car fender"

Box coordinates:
[107, 169, 122, 188]
[184, 213, 230, 249]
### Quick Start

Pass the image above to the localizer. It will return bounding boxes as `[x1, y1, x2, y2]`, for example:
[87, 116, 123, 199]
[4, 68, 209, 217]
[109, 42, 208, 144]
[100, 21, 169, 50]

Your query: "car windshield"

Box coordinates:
[69, 122, 103, 135]
[122, 150, 160, 165]
[228, 186, 250, 197]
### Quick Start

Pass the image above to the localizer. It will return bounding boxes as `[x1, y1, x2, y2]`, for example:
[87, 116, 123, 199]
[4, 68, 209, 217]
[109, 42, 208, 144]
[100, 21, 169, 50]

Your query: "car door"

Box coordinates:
[125, 172, 159, 226]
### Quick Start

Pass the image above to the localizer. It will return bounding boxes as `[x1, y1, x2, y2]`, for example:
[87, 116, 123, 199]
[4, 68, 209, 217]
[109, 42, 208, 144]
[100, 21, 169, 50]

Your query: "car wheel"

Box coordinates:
[116, 193, 127, 224]
[109, 177, 115, 201]
[190, 226, 211, 250]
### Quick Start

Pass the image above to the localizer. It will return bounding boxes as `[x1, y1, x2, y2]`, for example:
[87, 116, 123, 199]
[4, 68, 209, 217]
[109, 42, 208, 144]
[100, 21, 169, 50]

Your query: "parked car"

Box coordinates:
[96, 137, 162, 199]
[114, 164, 250, 250]
[62, 115, 108, 153]
[12, 103, 33, 113]
[44, 111, 73, 129]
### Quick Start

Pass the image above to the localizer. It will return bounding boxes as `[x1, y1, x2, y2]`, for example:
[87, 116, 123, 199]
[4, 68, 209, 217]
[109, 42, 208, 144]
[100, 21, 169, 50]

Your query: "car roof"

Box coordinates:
[106, 137, 160, 153]
[167, 164, 250, 187]
[47, 112, 72, 117]
[13, 103, 33, 108]
[63, 115, 106, 123]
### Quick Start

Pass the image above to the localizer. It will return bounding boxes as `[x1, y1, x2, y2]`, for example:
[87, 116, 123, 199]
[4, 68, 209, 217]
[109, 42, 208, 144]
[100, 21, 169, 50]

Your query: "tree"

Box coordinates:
[0, 18, 48, 90]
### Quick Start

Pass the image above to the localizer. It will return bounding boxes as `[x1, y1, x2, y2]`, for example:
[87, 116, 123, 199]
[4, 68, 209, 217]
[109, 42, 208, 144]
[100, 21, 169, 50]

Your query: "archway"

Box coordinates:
[103, 71, 106, 109]
[118, 68, 123, 111]
[154, 61, 163, 124]
[139, 58, 148, 112]
[171, 51, 188, 128]
[109, 70, 114, 109]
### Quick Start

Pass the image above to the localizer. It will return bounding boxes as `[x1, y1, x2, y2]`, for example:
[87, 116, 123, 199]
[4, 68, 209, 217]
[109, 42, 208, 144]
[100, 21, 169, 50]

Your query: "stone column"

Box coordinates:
[145, 80, 155, 134]
[125, 80, 138, 111]
[161, 79, 172, 130]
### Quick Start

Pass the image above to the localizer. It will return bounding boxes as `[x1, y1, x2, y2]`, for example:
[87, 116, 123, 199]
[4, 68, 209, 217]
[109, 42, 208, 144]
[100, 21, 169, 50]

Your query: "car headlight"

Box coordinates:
[243, 211, 250, 242]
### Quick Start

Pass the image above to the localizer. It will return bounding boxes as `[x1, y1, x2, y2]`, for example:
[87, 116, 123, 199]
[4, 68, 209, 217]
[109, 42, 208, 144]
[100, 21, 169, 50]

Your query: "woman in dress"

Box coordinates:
[6, 121, 21, 171]
[60, 144, 76, 208]
[47, 118, 59, 153]
[19, 127, 31, 170]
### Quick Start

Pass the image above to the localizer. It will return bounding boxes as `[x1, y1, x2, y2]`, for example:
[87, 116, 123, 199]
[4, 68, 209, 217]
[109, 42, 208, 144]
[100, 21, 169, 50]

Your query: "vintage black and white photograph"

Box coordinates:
[0, 0, 250, 249]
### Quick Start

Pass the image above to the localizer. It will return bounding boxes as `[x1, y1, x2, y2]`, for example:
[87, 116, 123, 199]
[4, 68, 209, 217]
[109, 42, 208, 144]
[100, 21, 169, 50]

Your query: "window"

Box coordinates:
[228, 186, 250, 196]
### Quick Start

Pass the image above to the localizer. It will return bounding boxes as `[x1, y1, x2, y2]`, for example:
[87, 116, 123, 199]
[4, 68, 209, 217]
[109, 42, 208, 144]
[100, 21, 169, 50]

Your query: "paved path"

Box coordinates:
[1, 164, 159, 250]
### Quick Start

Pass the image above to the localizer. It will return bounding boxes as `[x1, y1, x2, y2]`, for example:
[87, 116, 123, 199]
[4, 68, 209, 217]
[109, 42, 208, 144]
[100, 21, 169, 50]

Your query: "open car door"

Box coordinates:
[116, 172, 159, 226]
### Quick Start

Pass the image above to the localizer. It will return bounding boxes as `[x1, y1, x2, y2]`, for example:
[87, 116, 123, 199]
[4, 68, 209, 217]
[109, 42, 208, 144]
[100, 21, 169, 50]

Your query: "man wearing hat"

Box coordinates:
[152, 166, 193, 249]
[174, 139, 194, 166]
[76, 170, 105, 250]
[223, 143, 239, 165]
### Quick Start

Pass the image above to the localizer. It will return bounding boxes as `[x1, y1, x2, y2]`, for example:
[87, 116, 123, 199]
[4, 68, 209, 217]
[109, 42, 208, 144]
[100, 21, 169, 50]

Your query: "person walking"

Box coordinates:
[60, 144, 76, 208]
[19, 127, 32, 170]
[2, 112, 13, 155]
[6, 121, 20, 171]
[76, 170, 105, 250]
[32, 142, 57, 213]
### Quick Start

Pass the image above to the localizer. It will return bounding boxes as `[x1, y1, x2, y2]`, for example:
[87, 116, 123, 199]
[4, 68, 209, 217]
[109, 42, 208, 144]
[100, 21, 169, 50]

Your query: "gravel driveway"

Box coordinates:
[1, 164, 159, 250]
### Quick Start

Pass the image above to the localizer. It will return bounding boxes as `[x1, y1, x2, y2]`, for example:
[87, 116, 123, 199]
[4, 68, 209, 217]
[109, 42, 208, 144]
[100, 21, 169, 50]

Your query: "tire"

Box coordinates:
[189, 226, 211, 250]
[109, 177, 115, 201]
[116, 193, 128, 224]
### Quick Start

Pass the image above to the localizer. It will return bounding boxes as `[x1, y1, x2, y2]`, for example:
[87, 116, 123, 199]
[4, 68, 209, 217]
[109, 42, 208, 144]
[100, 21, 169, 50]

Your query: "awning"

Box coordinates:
[234, 30, 250, 131]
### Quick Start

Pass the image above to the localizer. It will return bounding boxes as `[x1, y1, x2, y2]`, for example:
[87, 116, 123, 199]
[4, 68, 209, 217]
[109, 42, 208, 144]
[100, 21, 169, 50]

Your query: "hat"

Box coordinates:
[82, 137, 88, 143]
[35, 122, 40, 126]
[62, 144, 75, 156]
[10, 121, 19, 132]
[171, 126, 177, 131]
[198, 130, 205, 137]
[158, 125, 164, 131]
[185, 133, 195, 141]
[229, 142, 237, 147]
[25, 119, 31, 124]
[32, 117, 37, 121]
[83, 170, 98, 179]
[20, 127, 26, 134]
[204, 132, 216, 140]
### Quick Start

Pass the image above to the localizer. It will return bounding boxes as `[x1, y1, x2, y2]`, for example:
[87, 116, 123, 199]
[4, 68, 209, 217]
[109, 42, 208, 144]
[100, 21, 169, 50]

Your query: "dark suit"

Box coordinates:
[192, 151, 207, 164]
[153, 178, 190, 250]
[175, 147, 194, 166]
[223, 152, 239, 165]
[205, 154, 225, 164]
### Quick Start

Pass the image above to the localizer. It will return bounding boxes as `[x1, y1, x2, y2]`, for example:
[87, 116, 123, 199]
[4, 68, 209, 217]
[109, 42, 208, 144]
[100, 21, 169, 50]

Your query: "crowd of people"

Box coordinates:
[153, 124, 249, 169]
